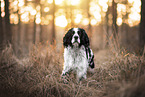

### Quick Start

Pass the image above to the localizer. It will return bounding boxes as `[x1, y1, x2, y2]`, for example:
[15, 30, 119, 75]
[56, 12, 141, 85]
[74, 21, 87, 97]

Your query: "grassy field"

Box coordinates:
[0, 43, 145, 97]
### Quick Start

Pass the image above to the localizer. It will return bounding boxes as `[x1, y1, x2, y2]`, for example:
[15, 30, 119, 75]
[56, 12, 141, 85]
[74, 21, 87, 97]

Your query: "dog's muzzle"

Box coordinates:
[72, 36, 80, 46]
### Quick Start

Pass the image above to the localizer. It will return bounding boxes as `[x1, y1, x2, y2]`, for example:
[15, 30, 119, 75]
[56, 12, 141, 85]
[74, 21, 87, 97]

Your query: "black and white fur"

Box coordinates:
[62, 28, 95, 81]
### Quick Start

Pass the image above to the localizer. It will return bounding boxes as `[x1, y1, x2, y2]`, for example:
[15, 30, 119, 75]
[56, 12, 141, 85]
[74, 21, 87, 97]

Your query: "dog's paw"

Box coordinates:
[61, 76, 69, 84]
[61, 74, 69, 84]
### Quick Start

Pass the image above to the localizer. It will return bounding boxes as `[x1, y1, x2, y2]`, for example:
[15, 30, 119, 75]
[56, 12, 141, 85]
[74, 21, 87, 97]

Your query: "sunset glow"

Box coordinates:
[82, 18, 89, 25]
[55, 0, 64, 5]
[0, 0, 142, 27]
[74, 14, 82, 24]
[44, 7, 50, 12]
[55, 15, 68, 27]
[47, 0, 53, 4]
[1, 0, 5, 17]
[70, 0, 80, 5]
[116, 0, 141, 26]
[128, 0, 141, 26]
[91, 19, 98, 26]
[117, 17, 122, 26]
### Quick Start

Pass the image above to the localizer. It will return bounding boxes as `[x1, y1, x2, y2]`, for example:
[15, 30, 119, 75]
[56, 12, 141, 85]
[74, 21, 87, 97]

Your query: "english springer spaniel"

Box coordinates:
[62, 28, 95, 81]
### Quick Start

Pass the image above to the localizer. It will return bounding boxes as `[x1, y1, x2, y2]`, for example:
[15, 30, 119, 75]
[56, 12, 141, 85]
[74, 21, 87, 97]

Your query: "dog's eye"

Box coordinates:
[72, 31, 75, 34]
[78, 31, 81, 35]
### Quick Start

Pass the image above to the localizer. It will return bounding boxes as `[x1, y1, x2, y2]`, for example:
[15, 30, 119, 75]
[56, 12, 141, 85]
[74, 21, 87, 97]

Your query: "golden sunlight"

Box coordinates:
[55, 0, 64, 5]
[1, 0, 5, 17]
[21, 12, 29, 23]
[117, 17, 122, 26]
[128, 0, 134, 3]
[47, 0, 64, 5]
[30, 9, 37, 16]
[70, 0, 80, 5]
[10, 14, 18, 24]
[117, 4, 126, 14]
[1, 12, 5, 17]
[1, 0, 141, 27]
[36, 18, 41, 24]
[44, 7, 50, 12]
[127, 0, 141, 26]
[18, 0, 24, 7]
[55, 15, 68, 27]
[129, 13, 140, 22]
[128, 12, 140, 26]
[66, 0, 80, 5]
[47, 0, 53, 4]
[35, 12, 41, 24]
[82, 18, 89, 25]
[91, 19, 97, 26]
[99, 0, 108, 12]
[74, 14, 82, 24]
[93, 12, 101, 22]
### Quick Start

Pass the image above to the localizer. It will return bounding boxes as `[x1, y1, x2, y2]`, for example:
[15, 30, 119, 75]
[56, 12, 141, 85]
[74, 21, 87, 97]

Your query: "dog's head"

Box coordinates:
[63, 28, 90, 48]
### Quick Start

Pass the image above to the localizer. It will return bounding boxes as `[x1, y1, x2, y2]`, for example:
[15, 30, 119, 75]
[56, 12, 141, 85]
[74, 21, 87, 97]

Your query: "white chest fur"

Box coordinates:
[62, 46, 89, 81]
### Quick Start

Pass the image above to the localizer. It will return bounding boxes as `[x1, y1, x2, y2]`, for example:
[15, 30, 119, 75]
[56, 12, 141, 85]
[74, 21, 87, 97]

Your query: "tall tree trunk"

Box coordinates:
[33, 16, 36, 44]
[105, 6, 110, 47]
[112, 0, 117, 38]
[51, 0, 56, 45]
[4, 0, 12, 44]
[0, 1, 4, 49]
[140, 0, 145, 55]
[33, 3, 36, 44]
[17, 1, 21, 46]
[40, 4, 43, 42]
[87, 0, 92, 44]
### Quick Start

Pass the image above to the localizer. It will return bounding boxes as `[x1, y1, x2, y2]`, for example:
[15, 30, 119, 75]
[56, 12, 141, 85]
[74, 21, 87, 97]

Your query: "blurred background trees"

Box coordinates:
[0, 0, 144, 55]
[140, 0, 145, 54]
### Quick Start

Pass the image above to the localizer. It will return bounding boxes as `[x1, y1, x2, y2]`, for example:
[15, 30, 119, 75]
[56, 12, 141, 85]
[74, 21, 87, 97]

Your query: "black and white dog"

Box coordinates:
[61, 28, 95, 81]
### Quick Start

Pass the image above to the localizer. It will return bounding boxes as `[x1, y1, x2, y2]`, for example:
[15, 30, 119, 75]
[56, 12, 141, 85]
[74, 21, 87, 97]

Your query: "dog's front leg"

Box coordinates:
[76, 56, 88, 82]
[61, 62, 72, 83]
[76, 69, 87, 82]
[61, 63, 71, 76]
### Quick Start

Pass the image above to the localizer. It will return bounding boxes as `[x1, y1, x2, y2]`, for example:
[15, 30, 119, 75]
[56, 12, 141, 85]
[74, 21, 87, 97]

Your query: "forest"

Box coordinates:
[0, 0, 145, 97]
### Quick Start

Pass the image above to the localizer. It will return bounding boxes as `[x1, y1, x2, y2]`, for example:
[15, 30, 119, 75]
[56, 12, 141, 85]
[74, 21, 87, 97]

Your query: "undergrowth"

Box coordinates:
[0, 43, 145, 97]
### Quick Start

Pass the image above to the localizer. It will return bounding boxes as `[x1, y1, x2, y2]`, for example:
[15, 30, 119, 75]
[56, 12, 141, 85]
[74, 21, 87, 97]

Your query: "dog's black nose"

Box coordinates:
[74, 36, 78, 40]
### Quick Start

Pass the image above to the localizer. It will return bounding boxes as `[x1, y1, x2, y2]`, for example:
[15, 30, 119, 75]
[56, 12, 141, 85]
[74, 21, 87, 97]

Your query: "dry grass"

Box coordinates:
[0, 43, 145, 97]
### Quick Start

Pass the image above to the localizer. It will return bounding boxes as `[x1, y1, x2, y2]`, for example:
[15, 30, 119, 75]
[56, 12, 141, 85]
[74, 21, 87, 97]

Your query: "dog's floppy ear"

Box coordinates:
[63, 29, 73, 47]
[80, 29, 90, 47]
